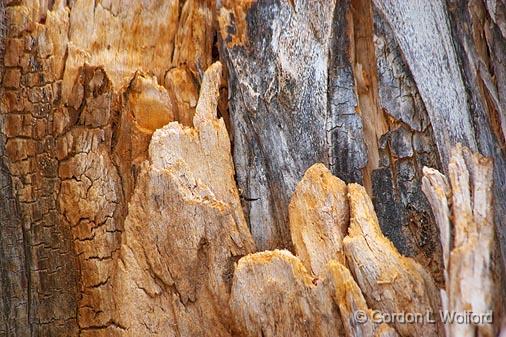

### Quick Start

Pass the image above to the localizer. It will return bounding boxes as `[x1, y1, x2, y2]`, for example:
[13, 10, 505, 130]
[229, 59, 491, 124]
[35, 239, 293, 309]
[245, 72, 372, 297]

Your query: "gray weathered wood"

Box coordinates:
[221, 0, 337, 250]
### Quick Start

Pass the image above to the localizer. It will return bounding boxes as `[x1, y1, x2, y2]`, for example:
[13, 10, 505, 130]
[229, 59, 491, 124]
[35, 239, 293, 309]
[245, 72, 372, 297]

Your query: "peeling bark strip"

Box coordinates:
[1, 0, 506, 336]
[423, 144, 500, 337]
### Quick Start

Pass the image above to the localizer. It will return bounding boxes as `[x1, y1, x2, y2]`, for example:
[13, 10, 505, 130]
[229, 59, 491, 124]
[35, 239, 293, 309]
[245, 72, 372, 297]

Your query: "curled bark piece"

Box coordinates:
[230, 250, 345, 337]
[423, 144, 497, 337]
[421, 167, 451, 280]
[289, 163, 349, 275]
[421, 166, 451, 337]
[343, 183, 443, 337]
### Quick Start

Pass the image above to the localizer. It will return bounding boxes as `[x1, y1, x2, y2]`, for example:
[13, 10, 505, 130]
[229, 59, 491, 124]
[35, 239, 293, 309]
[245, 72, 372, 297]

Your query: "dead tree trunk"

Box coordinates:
[0, 1, 505, 336]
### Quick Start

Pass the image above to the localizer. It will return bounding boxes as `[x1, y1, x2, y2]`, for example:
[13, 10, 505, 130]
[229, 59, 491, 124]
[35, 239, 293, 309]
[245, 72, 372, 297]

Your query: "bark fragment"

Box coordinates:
[230, 250, 345, 337]
[422, 144, 500, 337]
[111, 61, 255, 337]
[343, 183, 444, 337]
[289, 163, 349, 275]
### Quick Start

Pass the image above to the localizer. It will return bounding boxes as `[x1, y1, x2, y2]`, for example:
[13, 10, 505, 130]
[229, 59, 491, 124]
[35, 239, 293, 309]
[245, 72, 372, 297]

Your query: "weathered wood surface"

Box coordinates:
[0, 1, 213, 335]
[220, 0, 506, 285]
[220, 0, 337, 251]
[371, 6, 445, 285]
[328, 261, 399, 337]
[344, 183, 443, 337]
[1, 0, 505, 336]
[286, 166, 400, 337]
[423, 144, 501, 337]
[373, 0, 506, 273]
[230, 162, 433, 337]
[230, 249, 345, 337]
[445, 0, 506, 273]
[221, 0, 448, 285]
[373, 0, 478, 163]
[111, 62, 256, 337]
[288, 163, 348, 275]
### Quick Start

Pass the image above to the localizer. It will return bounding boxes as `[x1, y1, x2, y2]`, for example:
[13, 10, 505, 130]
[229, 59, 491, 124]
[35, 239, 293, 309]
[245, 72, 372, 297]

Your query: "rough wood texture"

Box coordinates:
[372, 7, 445, 286]
[0, 1, 214, 335]
[1, 4, 80, 335]
[374, 0, 506, 273]
[344, 183, 444, 337]
[445, 0, 506, 271]
[373, 0, 477, 162]
[1, 0, 506, 336]
[99, 61, 255, 336]
[328, 261, 399, 337]
[420, 167, 452, 316]
[221, 0, 447, 285]
[289, 163, 348, 275]
[63, 0, 178, 95]
[423, 144, 501, 337]
[230, 250, 345, 337]
[220, 0, 337, 250]
[287, 163, 398, 337]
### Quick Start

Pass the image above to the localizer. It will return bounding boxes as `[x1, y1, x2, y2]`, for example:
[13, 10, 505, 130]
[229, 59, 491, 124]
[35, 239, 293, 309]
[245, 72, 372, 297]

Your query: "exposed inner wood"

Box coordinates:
[1, 1, 505, 336]
[422, 144, 500, 337]
[350, 0, 389, 194]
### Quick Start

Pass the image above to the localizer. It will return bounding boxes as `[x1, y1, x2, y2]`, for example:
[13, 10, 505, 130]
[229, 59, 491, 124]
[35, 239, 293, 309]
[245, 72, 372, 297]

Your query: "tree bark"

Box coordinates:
[422, 144, 499, 337]
[1, 1, 505, 336]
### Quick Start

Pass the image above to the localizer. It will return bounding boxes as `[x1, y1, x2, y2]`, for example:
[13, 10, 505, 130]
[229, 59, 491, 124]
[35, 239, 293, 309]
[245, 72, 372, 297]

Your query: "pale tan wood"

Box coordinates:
[289, 163, 349, 275]
[111, 61, 256, 337]
[343, 183, 443, 337]
[328, 261, 399, 337]
[230, 250, 345, 337]
[422, 144, 497, 337]
[288, 163, 398, 337]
